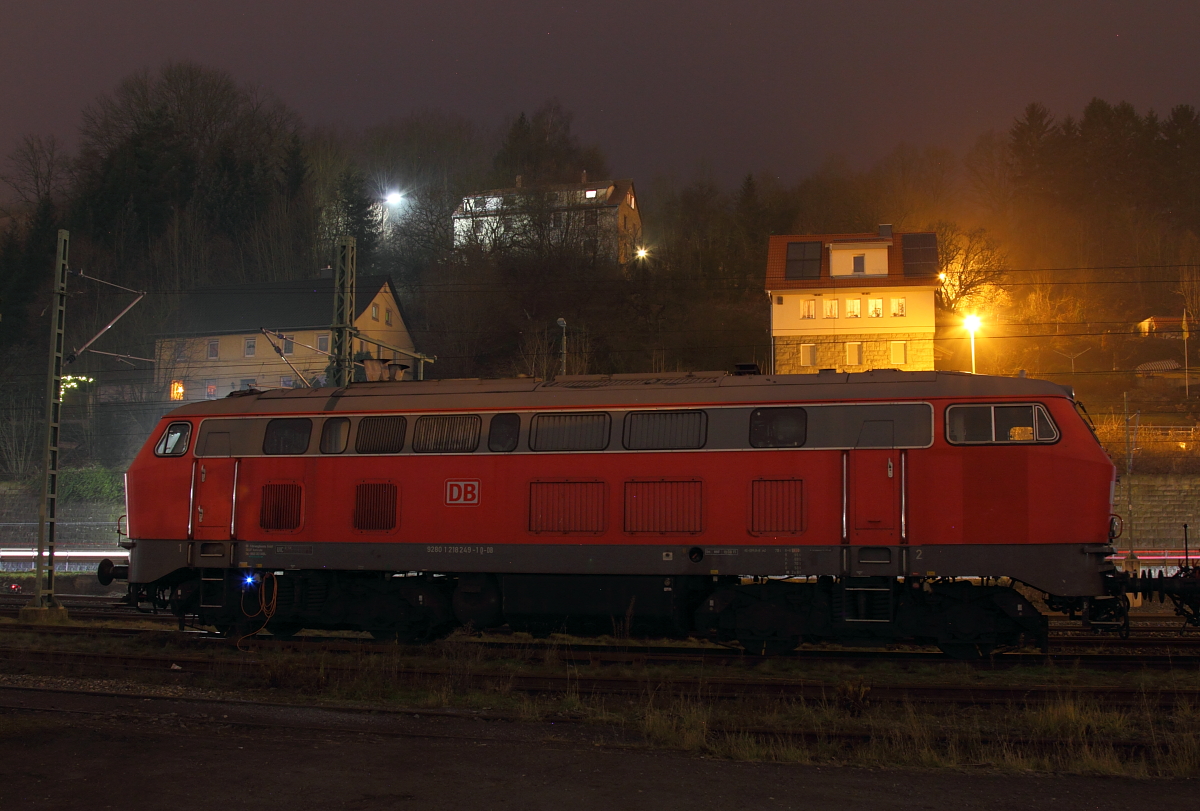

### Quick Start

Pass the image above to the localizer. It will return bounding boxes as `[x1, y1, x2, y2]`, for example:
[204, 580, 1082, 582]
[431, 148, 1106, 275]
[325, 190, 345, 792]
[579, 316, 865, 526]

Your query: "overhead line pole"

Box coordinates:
[331, 237, 356, 388]
[24, 230, 70, 621]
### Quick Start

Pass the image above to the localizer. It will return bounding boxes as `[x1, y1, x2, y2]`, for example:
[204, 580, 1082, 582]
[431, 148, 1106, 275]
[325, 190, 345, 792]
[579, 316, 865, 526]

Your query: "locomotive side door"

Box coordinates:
[192, 431, 238, 541]
[848, 420, 900, 545]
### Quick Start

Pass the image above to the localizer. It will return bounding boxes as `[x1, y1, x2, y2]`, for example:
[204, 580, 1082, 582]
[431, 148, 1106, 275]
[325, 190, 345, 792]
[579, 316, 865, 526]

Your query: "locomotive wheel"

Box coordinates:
[739, 635, 800, 657]
[937, 642, 995, 660]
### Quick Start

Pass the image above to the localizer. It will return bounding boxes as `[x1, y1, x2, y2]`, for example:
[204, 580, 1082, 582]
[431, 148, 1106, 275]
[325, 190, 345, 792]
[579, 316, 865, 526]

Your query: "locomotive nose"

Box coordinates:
[97, 558, 129, 586]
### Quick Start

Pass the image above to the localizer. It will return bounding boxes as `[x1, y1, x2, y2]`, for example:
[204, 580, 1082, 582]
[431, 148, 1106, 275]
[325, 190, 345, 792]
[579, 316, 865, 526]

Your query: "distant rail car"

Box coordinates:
[101, 369, 1198, 656]
[3, 548, 128, 573]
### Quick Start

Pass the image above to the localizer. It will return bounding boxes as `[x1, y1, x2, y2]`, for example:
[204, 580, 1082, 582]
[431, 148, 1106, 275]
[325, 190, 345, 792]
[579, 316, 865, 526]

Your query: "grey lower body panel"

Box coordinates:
[126, 538, 1111, 597]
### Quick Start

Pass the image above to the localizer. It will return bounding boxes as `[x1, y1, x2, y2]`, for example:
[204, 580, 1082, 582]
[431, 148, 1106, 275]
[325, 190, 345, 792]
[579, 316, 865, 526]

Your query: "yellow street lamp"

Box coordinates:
[963, 314, 982, 374]
[636, 247, 649, 260]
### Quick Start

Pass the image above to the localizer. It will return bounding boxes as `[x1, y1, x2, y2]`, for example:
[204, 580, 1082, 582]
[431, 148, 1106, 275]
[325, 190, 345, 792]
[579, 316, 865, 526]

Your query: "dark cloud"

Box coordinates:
[1, 0, 1198, 187]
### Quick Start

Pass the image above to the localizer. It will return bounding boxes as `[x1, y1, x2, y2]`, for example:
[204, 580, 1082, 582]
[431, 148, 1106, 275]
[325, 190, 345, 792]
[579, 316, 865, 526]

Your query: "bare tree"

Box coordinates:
[934, 222, 1009, 315]
[0, 134, 68, 209]
[0, 384, 43, 480]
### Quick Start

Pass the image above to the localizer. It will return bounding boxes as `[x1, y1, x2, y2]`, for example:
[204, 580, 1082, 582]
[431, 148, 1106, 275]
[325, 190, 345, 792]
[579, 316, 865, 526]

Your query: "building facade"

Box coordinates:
[155, 276, 417, 402]
[452, 175, 642, 264]
[766, 227, 939, 374]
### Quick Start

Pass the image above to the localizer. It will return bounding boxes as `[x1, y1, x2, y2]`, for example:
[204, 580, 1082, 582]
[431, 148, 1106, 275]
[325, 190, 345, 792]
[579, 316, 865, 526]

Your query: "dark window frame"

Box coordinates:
[488, 413, 521, 453]
[262, 418, 313, 455]
[154, 422, 192, 457]
[319, 417, 351, 454]
[749, 407, 808, 448]
[944, 403, 1061, 446]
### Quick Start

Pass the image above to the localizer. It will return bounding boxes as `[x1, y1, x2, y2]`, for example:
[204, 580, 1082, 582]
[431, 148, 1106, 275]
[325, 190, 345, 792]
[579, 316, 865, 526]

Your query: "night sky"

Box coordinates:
[2, 0, 1199, 187]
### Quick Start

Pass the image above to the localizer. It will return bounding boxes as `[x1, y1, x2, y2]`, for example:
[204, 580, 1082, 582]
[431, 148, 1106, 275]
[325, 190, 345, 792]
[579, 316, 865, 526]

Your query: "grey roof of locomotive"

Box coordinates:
[164, 370, 1074, 418]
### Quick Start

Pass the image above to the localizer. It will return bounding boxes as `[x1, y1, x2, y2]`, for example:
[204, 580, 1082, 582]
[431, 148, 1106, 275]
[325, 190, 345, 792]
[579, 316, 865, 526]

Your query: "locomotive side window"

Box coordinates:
[356, 416, 407, 454]
[530, 412, 610, 451]
[263, 418, 312, 455]
[488, 413, 521, 452]
[413, 415, 481, 453]
[945, 406, 992, 443]
[1035, 405, 1060, 441]
[320, 418, 350, 454]
[946, 404, 1060, 444]
[624, 410, 707, 450]
[154, 422, 192, 456]
[749, 408, 807, 448]
[994, 406, 1035, 442]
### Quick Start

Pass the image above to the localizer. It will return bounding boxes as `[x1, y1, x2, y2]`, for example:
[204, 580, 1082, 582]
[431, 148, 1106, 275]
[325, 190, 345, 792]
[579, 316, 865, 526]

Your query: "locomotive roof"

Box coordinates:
[163, 370, 1074, 417]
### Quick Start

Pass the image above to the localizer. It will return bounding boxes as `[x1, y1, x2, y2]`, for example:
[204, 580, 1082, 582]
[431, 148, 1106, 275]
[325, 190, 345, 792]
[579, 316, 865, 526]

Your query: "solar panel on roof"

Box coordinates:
[785, 241, 822, 280]
[902, 233, 939, 276]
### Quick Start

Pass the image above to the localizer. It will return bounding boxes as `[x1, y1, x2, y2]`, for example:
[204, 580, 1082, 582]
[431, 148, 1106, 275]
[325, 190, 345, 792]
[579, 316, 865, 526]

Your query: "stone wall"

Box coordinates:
[774, 333, 934, 374]
[1116, 474, 1200, 549]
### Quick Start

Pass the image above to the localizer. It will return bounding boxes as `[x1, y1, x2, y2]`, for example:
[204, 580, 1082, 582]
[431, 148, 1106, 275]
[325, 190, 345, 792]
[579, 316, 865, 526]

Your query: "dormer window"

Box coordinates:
[853, 255, 865, 274]
[585, 189, 598, 199]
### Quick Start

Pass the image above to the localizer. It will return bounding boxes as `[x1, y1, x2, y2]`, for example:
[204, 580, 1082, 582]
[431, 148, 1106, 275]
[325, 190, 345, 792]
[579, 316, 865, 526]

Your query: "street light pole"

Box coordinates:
[557, 318, 567, 377]
[964, 315, 982, 375]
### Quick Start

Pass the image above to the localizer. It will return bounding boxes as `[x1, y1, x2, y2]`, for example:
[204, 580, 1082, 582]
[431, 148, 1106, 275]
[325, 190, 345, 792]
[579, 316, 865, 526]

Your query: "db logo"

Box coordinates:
[445, 479, 480, 506]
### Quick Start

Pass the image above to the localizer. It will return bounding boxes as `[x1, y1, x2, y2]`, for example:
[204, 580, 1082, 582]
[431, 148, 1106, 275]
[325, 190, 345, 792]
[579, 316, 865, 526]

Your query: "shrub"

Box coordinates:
[57, 466, 124, 503]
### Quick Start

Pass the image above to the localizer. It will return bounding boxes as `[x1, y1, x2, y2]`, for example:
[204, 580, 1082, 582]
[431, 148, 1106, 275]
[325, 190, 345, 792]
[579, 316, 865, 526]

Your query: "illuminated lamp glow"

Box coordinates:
[385, 192, 403, 205]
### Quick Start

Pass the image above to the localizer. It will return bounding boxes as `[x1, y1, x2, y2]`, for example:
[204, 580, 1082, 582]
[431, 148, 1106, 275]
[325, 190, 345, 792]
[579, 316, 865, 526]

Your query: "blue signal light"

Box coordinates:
[243, 573, 258, 588]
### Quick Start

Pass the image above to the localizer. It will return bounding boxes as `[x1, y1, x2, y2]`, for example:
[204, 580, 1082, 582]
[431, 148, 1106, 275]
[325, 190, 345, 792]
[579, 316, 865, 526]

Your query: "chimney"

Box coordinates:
[581, 170, 587, 184]
[878, 224, 893, 238]
[515, 175, 522, 188]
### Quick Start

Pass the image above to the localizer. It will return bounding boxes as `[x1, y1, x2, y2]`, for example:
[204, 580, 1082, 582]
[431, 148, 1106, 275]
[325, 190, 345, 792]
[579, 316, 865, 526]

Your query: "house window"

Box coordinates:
[868, 298, 883, 318]
[585, 189, 598, 199]
[845, 299, 861, 318]
[370, 303, 379, 321]
[845, 342, 863, 366]
[317, 334, 330, 353]
[283, 335, 294, 355]
[784, 241, 822, 280]
[891, 298, 907, 317]
[799, 344, 817, 367]
[205, 380, 218, 400]
[890, 341, 908, 365]
[173, 342, 187, 362]
[281, 376, 294, 389]
[823, 299, 839, 319]
[239, 379, 257, 391]
[385, 309, 393, 326]
[852, 254, 866, 274]
[206, 340, 219, 360]
[169, 380, 185, 401]
[584, 209, 598, 227]
[628, 193, 636, 210]
[472, 219, 484, 235]
[800, 300, 816, 319]
[244, 337, 256, 357]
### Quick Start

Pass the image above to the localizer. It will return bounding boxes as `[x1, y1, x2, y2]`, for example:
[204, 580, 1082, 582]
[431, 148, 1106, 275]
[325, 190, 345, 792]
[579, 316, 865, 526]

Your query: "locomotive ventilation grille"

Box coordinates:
[624, 480, 703, 533]
[260, 483, 303, 531]
[529, 481, 606, 533]
[354, 482, 399, 531]
[412, 415, 481, 453]
[356, 416, 407, 454]
[750, 479, 805, 534]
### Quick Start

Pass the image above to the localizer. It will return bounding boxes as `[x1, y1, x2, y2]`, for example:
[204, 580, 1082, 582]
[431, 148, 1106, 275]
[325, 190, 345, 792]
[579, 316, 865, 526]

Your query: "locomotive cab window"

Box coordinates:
[946, 404, 1060, 444]
[154, 422, 192, 456]
[749, 408, 807, 448]
[488, 413, 521, 452]
[263, 418, 312, 455]
[320, 417, 350, 454]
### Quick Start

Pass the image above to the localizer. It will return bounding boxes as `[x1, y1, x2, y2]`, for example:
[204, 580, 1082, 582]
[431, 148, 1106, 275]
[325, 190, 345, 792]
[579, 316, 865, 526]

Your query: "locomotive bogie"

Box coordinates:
[109, 371, 1121, 652]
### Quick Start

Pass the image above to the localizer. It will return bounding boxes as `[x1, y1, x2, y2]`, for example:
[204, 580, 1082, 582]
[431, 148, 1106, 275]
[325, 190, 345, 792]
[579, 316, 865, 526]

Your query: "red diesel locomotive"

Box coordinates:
[103, 369, 1124, 655]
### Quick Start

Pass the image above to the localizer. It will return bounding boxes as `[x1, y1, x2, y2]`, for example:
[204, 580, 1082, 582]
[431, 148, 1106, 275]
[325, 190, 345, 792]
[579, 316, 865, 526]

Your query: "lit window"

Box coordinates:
[205, 381, 218, 400]
[385, 309, 393, 326]
[823, 299, 839, 319]
[891, 298, 907, 317]
[585, 189, 597, 199]
[280, 376, 294, 389]
[628, 193, 636, 210]
[799, 344, 817, 366]
[317, 334, 330, 353]
[371, 303, 379, 321]
[853, 254, 866, 274]
[890, 341, 908, 365]
[845, 299, 861, 318]
[283, 335, 295, 355]
[868, 299, 883, 318]
[244, 338, 256, 357]
[206, 340, 219, 360]
[845, 342, 863, 366]
[800, 300, 816, 319]
[170, 380, 185, 401]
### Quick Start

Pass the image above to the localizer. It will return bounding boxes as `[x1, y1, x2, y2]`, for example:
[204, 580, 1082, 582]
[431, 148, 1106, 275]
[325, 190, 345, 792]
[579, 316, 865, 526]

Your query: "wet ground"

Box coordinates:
[0, 684, 1193, 810]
